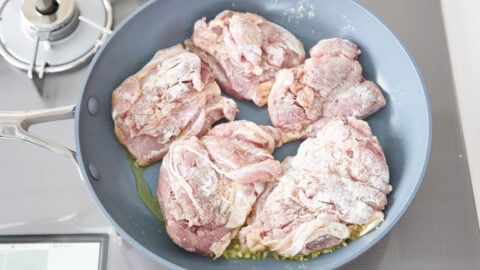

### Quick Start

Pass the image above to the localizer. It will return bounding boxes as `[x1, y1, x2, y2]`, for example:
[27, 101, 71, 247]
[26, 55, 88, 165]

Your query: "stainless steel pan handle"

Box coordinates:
[0, 105, 77, 163]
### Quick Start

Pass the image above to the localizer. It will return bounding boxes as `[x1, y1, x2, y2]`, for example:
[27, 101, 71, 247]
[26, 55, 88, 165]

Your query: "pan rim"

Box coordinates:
[74, 0, 432, 269]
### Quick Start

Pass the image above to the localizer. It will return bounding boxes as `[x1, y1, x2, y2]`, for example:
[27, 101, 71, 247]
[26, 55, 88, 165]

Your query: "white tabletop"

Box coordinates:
[441, 0, 480, 224]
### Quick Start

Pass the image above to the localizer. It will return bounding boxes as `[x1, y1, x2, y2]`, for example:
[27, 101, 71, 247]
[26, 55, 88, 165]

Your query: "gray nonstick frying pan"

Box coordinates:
[0, 0, 431, 269]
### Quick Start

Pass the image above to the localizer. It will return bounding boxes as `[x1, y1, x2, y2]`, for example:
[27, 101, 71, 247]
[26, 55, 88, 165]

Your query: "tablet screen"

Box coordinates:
[0, 234, 108, 270]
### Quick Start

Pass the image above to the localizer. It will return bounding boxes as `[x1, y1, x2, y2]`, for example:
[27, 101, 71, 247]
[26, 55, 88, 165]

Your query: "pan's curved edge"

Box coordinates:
[72, 0, 433, 269]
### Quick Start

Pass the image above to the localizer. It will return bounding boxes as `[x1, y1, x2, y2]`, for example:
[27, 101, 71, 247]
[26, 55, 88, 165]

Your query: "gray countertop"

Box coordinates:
[1, 0, 479, 269]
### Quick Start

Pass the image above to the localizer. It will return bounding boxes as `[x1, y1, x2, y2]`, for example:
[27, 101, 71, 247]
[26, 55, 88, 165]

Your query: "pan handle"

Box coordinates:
[0, 105, 77, 164]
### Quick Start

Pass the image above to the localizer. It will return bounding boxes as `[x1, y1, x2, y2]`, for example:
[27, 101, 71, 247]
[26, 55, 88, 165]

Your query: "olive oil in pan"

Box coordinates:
[222, 222, 372, 261]
[222, 238, 343, 261]
[128, 155, 164, 225]
[127, 154, 369, 261]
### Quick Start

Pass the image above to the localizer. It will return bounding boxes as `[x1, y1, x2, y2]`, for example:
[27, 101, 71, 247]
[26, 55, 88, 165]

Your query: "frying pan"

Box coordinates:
[0, 0, 431, 269]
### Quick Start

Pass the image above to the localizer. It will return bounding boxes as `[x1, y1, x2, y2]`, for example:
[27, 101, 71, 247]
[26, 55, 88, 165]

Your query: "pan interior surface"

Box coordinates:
[75, 0, 431, 269]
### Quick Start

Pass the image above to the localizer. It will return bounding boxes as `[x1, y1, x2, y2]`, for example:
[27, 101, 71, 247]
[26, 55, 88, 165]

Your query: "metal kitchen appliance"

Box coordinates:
[0, 0, 112, 82]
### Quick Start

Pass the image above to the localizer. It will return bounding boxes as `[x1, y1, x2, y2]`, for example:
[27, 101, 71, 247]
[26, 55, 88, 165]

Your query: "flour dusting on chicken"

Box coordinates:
[111, 44, 237, 166]
[157, 120, 282, 258]
[268, 38, 386, 142]
[239, 118, 391, 257]
[188, 10, 305, 107]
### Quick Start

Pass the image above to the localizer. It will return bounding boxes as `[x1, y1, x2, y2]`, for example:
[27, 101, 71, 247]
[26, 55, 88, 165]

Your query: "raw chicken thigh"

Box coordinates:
[239, 118, 391, 257]
[112, 44, 237, 166]
[157, 120, 282, 258]
[189, 10, 306, 106]
[268, 38, 386, 142]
